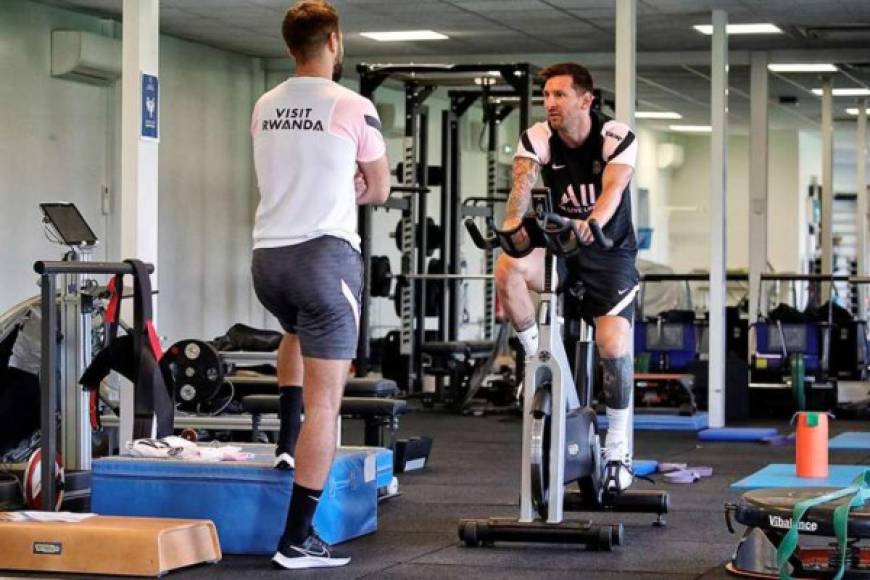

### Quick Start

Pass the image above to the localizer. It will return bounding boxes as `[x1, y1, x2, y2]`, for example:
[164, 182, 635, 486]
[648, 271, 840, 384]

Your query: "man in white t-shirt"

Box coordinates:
[249, 0, 389, 569]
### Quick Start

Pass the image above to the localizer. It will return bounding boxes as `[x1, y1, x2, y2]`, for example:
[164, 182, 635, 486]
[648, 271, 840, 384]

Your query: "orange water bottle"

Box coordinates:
[795, 411, 829, 478]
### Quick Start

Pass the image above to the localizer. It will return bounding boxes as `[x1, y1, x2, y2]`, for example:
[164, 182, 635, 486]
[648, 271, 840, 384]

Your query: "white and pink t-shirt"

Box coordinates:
[251, 77, 386, 250]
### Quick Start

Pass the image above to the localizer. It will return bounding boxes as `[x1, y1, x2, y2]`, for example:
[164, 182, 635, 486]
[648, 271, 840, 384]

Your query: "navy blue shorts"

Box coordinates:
[558, 251, 639, 325]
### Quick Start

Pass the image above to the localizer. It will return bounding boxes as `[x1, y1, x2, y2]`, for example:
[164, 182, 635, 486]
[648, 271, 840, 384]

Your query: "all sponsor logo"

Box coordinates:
[560, 183, 598, 211]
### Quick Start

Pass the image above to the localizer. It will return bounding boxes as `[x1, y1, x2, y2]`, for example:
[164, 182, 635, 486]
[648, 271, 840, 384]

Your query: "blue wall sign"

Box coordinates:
[141, 73, 159, 140]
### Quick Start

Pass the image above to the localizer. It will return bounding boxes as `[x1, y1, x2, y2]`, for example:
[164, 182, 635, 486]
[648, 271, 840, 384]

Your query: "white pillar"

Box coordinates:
[708, 10, 728, 428]
[820, 76, 834, 295]
[858, 99, 868, 318]
[615, 0, 637, 219]
[615, 0, 636, 454]
[121, 0, 159, 275]
[249, 57, 269, 328]
[120, 0, 159, 445]
[748, 52, 768, 328]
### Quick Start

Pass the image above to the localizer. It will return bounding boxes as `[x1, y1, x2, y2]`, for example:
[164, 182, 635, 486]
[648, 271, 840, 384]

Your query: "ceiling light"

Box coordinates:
[693, 23, 782, 35]
[812, 88, 870, 96]
[360, 30, 448, 42]
[635, 111, 683, 119]
[768, 63, 838, 73]
[669, 125, 712, 133]
[846, 108, 870, 115]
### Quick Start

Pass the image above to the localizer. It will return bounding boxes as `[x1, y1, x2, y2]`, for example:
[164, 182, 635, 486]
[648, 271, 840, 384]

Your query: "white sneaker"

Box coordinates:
[603, 444, 633, 493]
[272, 532, 350, 569]
[274, 452, 295, 470]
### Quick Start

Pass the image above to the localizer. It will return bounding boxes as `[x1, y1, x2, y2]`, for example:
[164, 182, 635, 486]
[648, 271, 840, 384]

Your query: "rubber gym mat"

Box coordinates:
[829, 431, 870, 450]
[633, 459, 658, 476]
[597, 412, 708, 431]
[731, 464, 870, 490]
[697, 427, 778, 442]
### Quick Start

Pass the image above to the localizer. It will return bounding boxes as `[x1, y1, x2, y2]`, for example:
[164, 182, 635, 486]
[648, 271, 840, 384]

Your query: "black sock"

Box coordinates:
[277, 386, 303, 456]
[283, 483, 322, 544]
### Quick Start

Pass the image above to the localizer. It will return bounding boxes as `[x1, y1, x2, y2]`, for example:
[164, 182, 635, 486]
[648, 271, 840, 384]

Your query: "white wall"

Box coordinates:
[633, 126, 673, 265]
[800, 125, 864, 196]
[0, 0, 260, 345]
[155, 36, 258, 343]
[667, 130, 803, 274]
[768, 131, 802, 272]
[0, 0, 113, 312]
[799, 123, 870, 196]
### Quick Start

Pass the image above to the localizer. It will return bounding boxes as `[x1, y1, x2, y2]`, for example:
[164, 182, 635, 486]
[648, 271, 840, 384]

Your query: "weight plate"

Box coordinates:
[161, 339, 224, 408]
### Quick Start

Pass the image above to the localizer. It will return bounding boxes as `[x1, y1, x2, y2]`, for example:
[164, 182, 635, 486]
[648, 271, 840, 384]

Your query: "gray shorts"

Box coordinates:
[251, 236, 362, 360]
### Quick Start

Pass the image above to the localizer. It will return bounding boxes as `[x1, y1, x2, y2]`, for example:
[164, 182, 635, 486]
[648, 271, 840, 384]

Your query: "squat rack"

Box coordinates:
[354, 63, 536, 394]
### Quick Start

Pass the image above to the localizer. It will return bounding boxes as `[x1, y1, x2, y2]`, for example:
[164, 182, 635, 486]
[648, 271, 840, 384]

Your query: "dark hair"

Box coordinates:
[538, 63, 594, 94]
[281, 1, 339, 60]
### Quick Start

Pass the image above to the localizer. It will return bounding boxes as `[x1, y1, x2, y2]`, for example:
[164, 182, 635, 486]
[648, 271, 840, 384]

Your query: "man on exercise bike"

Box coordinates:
[495, 62, 639, 493]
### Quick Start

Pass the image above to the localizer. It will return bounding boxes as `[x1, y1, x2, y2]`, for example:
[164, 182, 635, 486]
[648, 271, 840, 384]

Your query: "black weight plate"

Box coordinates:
[161, 339, 224, 406]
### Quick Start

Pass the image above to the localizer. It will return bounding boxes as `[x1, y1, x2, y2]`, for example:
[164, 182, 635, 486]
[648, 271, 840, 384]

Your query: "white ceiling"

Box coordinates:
[35, 0, 870, 129]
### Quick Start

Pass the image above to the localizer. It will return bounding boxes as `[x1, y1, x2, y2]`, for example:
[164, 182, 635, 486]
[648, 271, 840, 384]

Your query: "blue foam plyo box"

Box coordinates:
[829, 432, 870, 450]
[731, 464, 870, 490]
[342, 446, 393, 489]
[92, 448, 377, 554]
[698, 427, 779, 442]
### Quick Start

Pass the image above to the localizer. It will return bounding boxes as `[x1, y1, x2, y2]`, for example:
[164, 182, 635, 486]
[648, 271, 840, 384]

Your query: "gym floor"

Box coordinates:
[6, 411, 870, 579]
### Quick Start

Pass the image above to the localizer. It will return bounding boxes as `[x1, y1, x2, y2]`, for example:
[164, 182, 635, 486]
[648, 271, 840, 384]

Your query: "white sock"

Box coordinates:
[515, 325, 539, 356]
[604, 407, 631, 463]
[604, 407, 633, 491]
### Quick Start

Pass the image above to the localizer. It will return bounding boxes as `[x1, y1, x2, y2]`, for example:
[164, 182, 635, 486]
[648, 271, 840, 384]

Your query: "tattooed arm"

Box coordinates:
[502, 157, 541, 229]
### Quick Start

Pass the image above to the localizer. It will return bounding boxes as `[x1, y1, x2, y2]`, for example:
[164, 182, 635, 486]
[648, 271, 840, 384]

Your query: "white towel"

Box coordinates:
[125, 437, 254, 462]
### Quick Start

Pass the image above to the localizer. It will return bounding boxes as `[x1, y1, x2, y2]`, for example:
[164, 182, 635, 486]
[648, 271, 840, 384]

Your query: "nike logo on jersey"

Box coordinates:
[552, 164, 566, 170]
[617, 287, 631, 296]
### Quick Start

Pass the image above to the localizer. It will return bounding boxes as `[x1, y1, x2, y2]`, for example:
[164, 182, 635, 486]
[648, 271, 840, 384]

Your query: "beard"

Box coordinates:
[332, 59, 343, 82]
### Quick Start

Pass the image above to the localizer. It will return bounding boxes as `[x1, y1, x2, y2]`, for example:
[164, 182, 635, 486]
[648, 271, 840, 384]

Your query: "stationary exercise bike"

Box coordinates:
[459, 191, 669, 550]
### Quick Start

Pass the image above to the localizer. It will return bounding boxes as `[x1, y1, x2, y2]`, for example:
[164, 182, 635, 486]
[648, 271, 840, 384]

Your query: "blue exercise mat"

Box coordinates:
[698, 427, 778, 442]
[598, 412, 708, 431]
[633, 459, 658, 477]
[829, 431, 870, 450]
[731, 464, 870, 490]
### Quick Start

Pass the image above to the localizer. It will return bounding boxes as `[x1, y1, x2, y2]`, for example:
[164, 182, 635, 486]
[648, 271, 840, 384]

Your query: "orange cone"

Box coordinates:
[795, 411, 829, 478]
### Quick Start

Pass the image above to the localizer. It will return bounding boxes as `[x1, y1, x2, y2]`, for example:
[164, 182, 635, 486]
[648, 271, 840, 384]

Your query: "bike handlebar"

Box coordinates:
[464, 212, 614, 258]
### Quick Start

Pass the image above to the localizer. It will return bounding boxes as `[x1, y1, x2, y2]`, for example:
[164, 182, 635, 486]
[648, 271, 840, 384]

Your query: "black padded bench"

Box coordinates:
[227, 374, 399, 397]
[420, 341, 495, 407]
[242, 394, 408, 449]
[345, 377, 400, 398]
